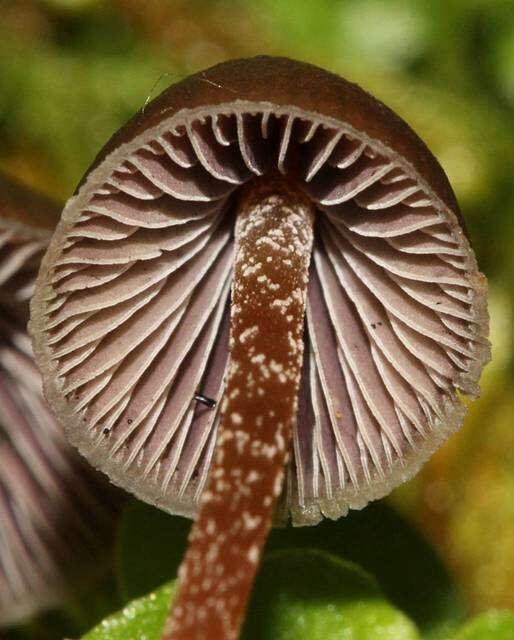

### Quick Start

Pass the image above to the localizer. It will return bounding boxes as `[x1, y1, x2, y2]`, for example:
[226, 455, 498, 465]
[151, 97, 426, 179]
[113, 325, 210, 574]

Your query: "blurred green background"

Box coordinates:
[0, 0, 513, 637]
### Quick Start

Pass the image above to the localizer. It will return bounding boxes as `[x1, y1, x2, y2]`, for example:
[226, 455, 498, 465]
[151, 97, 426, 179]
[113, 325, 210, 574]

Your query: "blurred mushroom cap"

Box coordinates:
[0, 174, 120, 627]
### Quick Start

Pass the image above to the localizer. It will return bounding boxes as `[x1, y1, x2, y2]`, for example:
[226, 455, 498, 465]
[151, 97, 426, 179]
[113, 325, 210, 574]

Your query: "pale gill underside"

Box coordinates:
[31, 103, 490, 526]
[0, 219, 117, 626]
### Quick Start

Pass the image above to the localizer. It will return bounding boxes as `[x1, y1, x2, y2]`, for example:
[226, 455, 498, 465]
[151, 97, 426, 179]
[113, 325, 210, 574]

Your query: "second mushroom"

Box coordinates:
[30, 57, 490, 639]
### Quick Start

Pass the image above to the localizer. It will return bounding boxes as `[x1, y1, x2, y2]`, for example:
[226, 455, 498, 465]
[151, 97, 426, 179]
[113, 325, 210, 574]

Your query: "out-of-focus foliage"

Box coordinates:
[81, 555, 514, 640]
[86, 553, 421, 640]
[243, 550, 420, 640]
[117, 499, 465, 639]
[452, 610, 514, 640]
[116, 500, 190, 602]
[1, 0, 513, 638]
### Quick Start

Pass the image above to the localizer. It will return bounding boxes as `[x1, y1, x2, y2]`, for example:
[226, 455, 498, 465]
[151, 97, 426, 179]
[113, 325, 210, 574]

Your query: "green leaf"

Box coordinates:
[82, 583, 175, 640]
[266, 501, 465, 639]
[242, 549, 420, 640]
[116, 499, 191, 601]
[97, 548, 419, 640]
[452, 611, 514, 640]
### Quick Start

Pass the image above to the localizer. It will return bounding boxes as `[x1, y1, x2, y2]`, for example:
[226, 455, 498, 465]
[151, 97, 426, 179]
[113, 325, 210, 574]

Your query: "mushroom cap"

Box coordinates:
[0, 174, 119, 627]
[0, 173, 58, 232]
[30, 56, 490, 526]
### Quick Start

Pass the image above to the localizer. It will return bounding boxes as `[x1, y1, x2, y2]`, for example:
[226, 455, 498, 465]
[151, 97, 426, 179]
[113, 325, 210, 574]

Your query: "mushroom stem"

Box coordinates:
[163, 178, 315, 639]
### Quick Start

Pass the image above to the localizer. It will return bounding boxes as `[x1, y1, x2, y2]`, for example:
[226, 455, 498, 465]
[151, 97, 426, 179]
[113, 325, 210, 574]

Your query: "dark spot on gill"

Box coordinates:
[194, 393, 217, 409]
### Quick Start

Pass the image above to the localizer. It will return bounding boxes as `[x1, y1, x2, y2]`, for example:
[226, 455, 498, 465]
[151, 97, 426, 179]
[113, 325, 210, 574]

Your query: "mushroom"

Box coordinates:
[29, 57, 490, 639]
[0, 174, 120, 627]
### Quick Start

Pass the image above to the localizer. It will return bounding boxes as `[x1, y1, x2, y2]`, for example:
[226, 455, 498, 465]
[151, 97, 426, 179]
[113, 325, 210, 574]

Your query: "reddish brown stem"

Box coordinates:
[163, 179, 315, 640]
